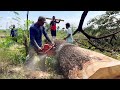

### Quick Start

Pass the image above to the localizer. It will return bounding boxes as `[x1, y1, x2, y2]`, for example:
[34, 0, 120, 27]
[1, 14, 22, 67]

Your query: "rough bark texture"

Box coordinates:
[54, 40, 120, 79]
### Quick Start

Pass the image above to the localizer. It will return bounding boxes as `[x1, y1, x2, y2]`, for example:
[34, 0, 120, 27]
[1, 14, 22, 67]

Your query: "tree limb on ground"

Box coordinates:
[88, 40, 113, 53]
[74, 39, 91, 48]
[81, 29, 120, 40]
[74, 38, 113, 53]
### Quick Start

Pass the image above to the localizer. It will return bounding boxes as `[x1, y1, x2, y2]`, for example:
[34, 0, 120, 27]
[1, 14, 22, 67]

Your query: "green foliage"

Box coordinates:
[45, 56, 58, 72]
[0, 49, 23, 64]
[87, 11, 120, 31]
[56, 30, 66, 39]
[84, 11, 120, 54]
[9, 48, 26, 64]
[17, 28, 28, 45]
[0, 28, 27, 65]
[0, 37, 14, 48]
[24, 20, 34, 29]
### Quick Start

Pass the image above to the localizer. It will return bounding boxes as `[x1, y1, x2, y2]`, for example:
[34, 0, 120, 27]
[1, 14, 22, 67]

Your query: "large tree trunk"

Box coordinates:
[54, 40, 120, 79]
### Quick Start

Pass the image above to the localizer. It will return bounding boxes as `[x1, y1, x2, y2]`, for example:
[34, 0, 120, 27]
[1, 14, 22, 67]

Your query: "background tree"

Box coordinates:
[73, 11, 120, 52]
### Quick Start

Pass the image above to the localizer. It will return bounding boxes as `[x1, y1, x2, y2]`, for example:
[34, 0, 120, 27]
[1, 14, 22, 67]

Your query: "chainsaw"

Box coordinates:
[38, 44, 55, 54]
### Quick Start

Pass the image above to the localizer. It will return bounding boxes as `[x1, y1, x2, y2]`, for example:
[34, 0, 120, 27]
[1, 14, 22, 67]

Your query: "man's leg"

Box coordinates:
[51, 30, 55, 42]
[25, 46, 47, 71]
[52, 31, 56, 42]
[52, 36, 55, 42]
[24, 46, 37, 70]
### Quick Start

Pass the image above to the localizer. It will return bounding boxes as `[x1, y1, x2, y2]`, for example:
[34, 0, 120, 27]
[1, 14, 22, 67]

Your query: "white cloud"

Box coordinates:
[7, 17, 11, 19]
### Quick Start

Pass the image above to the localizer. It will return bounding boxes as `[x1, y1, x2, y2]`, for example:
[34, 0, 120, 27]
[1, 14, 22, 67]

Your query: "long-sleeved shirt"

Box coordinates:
[30, 23, 51, 50]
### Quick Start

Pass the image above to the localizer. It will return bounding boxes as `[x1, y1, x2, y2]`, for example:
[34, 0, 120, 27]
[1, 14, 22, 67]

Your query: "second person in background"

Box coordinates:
[50, 16, 61, 43]
[64, 23, 74, 44]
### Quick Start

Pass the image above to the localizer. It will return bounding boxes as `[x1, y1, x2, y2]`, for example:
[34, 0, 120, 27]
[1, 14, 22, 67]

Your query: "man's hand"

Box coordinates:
[50, 42, 55, 47]
[38, 47, 42, 52]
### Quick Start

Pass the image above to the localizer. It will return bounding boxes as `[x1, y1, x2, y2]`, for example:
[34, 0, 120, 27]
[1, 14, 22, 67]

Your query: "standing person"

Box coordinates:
[10, 25, 18, 42]
[64, 23, 74, 44]
[25, 16, 54, 71]
[50, 16, 60, 42]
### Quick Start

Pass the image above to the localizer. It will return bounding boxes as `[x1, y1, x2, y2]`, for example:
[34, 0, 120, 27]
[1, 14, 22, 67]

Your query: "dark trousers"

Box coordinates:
[51, 30, 56, 36]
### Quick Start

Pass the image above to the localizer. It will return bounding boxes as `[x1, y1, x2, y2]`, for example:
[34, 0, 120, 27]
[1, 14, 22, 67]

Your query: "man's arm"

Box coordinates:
[64, 34, 71, 40]
[30, 27, 42, 50]
[43, 27, 52, 43]
[55, 20, 60, 23]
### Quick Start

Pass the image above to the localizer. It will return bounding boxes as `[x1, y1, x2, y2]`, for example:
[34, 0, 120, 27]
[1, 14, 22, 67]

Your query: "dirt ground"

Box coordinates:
[0, 61, 64, 79]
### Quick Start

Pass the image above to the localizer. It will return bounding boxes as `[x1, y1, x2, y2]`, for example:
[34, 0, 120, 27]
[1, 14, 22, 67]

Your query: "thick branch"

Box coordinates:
[74, 39, 90, 47]
[73, 11, 88, 35]
[110, 35, 115, 46]
[80, 29, 120, 40]
[88, 40, 112, 53]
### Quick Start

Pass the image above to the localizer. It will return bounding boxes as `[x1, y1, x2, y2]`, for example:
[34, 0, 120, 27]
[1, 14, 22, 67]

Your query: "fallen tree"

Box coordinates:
[53, 40, 120, 79]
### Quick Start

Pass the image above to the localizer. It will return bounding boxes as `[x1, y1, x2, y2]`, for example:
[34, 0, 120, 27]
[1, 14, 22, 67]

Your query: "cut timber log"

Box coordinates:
[46, 18, 64, 21]
[53, 40, 120, 79]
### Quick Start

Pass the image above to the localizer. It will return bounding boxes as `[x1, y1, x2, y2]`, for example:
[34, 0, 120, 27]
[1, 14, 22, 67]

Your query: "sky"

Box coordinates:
[0, 11, 106, 30]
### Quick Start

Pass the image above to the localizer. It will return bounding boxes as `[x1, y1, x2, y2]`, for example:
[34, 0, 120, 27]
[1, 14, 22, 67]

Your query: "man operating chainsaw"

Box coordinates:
[25, 16, 54, 71]
[30, 16, 53, 53]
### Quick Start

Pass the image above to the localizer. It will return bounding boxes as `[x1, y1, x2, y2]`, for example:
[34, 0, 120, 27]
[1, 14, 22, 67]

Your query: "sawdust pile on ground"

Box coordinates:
[0, 62, 64, 79]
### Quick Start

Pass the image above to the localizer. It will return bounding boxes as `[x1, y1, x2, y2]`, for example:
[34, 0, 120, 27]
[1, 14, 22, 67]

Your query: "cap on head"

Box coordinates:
[38, 16, 46, 23]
